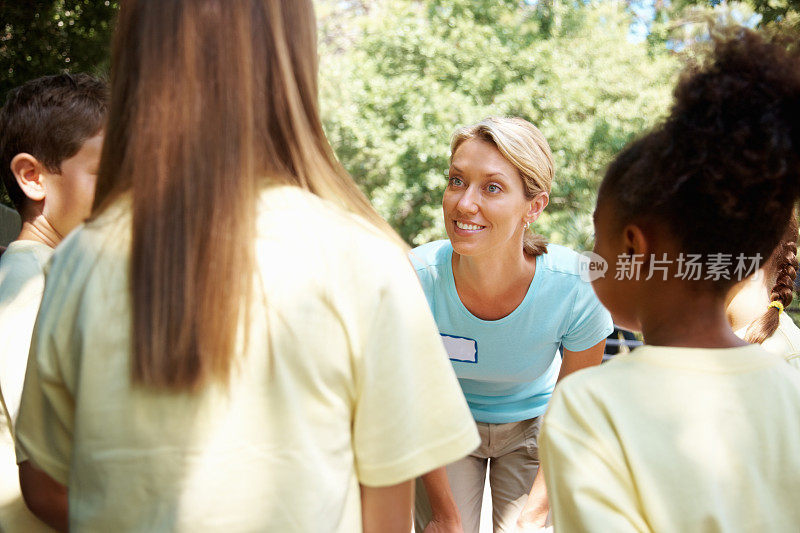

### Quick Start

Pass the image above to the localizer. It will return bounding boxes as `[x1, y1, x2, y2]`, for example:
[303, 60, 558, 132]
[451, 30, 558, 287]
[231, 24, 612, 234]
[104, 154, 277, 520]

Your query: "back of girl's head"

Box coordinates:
[97, 0, 337, 203]
[599, 28, 800, 290]
[97, 0, 396, 390]
[451, 117, 554, 256]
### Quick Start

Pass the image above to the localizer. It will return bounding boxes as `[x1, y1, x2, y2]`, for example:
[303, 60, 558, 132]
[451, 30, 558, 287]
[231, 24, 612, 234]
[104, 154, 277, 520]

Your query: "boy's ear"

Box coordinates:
[10, 153, 46, 202]
[525, 191, 550, 224]
[621, 223, 649, 257]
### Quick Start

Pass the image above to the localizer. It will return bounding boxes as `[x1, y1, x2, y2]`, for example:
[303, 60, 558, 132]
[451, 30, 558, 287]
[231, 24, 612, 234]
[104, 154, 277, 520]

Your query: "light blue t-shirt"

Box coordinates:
[411, 240, 613, 423]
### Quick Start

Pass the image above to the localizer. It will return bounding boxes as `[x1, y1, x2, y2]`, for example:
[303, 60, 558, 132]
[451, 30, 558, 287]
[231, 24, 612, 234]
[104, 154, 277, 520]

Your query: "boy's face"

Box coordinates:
[42, 132, 103, 238]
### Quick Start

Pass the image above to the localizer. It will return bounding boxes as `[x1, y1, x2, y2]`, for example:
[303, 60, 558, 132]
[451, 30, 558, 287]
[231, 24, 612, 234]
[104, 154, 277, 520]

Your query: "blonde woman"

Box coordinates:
[13, 1, 478, 531]
[412, 117, 612, 532]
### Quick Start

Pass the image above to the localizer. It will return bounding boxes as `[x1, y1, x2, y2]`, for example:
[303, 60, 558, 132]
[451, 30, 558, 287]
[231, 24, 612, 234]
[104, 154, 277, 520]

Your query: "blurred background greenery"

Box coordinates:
[2, 0, 797, 249]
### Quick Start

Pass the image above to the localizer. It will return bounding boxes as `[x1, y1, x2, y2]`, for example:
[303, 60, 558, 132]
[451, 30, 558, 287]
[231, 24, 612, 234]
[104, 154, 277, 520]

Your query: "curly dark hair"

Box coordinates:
[598, 28, 800, 292]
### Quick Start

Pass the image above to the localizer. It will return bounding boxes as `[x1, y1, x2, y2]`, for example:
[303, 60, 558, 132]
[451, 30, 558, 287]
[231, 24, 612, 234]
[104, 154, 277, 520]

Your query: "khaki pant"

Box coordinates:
[414, 417, 541, 533]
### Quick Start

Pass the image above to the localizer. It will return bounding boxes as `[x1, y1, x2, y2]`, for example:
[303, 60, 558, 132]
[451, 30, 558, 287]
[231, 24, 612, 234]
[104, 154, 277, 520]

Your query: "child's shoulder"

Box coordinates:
[48, 198, 132, 285]
[559, 352, 639, 392]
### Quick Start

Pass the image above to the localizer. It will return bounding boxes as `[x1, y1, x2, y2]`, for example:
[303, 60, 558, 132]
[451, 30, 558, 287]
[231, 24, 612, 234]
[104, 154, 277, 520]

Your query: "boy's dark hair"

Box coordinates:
[0, 73, 108, 211]
[598, 28, 800, 292]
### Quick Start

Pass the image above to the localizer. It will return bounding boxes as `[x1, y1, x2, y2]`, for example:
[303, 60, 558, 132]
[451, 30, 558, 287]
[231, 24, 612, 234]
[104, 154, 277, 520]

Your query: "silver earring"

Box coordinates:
[524, 221, 530, 230]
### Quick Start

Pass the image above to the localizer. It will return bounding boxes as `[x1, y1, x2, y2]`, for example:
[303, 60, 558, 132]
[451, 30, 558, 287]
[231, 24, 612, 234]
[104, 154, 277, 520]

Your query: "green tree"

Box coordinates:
[319, 0, 679, 249]
[670, 0, 800, 29]
[0, 0, 118, 206]
[0, 0, 117, 96]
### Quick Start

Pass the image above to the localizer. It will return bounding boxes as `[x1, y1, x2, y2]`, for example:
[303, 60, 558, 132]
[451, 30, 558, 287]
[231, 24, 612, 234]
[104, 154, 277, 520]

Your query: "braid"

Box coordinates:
[771, 240, 798, 309]
[744, 218, 799, 344]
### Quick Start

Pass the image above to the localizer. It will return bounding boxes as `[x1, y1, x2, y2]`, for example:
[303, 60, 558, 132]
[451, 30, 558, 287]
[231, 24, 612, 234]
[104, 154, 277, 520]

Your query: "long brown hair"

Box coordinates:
[744, 216, 799, 344]
[94, 0, 398, 390]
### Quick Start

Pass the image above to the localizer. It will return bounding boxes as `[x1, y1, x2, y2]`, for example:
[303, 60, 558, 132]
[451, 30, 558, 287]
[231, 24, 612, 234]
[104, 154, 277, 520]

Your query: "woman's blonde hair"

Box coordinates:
[450, 117, 555, 256]
[93, 0, 399, 390]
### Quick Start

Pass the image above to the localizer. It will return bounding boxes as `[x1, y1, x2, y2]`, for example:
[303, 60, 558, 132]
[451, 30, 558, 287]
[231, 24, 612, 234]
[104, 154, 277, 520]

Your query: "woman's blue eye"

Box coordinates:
[486, 184, 501, 193]
[449, 176, 464, 187]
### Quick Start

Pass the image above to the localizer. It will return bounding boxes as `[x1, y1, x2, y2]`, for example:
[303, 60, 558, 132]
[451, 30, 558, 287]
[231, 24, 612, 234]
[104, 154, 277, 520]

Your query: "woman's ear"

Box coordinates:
[526, 191, 550, 224]
[11, 153, 47, 202]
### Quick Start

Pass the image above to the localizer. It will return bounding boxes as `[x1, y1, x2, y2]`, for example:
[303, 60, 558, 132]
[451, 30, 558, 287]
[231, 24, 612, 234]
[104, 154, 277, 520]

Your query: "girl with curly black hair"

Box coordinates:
[539, 28, 800, 531]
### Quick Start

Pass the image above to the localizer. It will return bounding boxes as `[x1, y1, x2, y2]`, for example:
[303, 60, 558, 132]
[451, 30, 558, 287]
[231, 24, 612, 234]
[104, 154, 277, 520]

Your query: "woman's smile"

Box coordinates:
[443, 138, 532, 258]
[454, 220, 486, 232]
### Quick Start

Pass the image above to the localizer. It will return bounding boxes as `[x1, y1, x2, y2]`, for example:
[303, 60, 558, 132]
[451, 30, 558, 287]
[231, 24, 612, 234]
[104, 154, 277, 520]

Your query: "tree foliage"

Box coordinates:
[6, 1, 789, 249]
[0, 0, 117, 97]
[0, 0, 117, 206]
[319, 0, 678, 249]
[671, 0, 800, 30]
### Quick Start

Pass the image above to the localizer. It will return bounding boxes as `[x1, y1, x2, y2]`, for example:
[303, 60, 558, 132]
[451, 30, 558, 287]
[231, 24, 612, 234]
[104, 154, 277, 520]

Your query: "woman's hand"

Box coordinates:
[516, 508, 548, 531]
[515, 467, 549, 531]
[515, 525, 553, 533]
[423, 515, 464, 533]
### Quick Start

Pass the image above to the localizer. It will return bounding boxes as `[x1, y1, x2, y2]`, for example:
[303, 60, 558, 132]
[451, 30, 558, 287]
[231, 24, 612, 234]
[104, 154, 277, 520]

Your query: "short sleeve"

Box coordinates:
[561, 280, 613, 352]
[540, 380, 647, 532]
[0, 245, 51, 426]
[14, 250, 81, 485]
[352, 248, 479, 487]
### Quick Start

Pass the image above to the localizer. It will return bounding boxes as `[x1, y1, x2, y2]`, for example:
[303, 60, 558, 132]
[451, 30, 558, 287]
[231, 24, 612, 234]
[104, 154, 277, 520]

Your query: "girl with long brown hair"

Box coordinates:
[14, 1, 478, 531]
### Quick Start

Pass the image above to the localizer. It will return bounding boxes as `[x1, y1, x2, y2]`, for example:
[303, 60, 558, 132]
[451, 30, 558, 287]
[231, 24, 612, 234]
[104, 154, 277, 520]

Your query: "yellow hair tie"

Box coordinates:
[768, 301, 784, 313]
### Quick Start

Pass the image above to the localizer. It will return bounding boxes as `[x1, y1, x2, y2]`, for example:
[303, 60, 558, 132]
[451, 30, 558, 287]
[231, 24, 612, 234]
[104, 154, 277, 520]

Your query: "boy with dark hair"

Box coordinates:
[0, 73, 107, 532]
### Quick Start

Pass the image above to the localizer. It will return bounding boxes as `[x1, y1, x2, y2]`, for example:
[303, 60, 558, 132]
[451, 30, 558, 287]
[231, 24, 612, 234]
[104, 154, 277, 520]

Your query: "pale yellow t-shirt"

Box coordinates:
[0, 240, 55, 533]
[541, 344, 800, 532]
[15, 186, 479, 532]
[735, 312, 800, 371]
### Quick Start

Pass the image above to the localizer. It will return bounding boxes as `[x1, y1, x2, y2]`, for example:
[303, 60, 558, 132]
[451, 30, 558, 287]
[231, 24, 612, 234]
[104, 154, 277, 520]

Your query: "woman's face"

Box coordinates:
[443, 138, 538, 259]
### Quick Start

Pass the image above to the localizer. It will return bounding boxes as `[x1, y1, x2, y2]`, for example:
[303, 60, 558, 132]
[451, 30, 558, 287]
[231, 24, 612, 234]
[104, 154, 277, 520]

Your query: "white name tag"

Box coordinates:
[441, 334, 478, 364]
